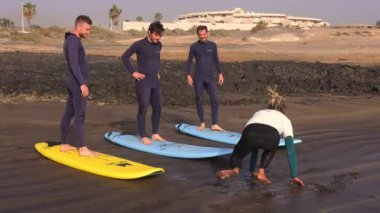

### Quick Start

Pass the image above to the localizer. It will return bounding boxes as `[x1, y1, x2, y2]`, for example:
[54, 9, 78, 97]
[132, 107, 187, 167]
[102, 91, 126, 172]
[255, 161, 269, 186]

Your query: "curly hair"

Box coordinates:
[267, 85, 286, 113]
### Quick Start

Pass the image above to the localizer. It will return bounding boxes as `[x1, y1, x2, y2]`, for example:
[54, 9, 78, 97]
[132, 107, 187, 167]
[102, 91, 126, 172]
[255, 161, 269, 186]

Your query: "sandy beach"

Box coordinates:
[1, 27, 380, 65]
[0, 95, 379, 212]
[0, 26, 379, 212]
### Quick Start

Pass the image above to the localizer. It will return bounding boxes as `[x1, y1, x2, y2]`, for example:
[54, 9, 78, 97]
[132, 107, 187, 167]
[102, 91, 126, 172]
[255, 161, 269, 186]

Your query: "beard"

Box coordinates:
[79, 33, 88, 38]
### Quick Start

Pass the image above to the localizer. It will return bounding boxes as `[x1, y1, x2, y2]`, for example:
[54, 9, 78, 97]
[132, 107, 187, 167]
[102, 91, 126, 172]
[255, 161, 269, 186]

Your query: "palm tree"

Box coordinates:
[154, 12, 163, 21]
[23, 2, 36, 28]
[0, 18, 14, 29]
[109, 5, 122, 31]
[136, 16, 143, 22]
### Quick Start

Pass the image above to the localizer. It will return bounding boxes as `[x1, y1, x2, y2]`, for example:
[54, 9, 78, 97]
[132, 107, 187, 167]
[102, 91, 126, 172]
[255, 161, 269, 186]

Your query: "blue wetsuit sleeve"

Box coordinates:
[185, 45, 195, 76]
[285, 136, 298, 178]
[66, 37, 85, 86]
[213, 43, 221, 74]
[121, 42, 138, 74]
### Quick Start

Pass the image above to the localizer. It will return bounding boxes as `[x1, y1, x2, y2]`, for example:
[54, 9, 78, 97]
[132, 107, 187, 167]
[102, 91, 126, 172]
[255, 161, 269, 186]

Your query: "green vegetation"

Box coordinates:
[23, 2, 37, 28]
[46, 25, 66, 33]
[376, 20, 380, 27]
[10, 31, 39, 42]
[154, 12, 163, 21]
[210, 29, 230, 37]
[88, 26, 117, 40]
[0, 18, 15, 29]
[109, 5, 123, 30]
[251, 21, 267, 33]
[127, 29, 146, 37]
[136, 16, 143, 22]
[164, 28, 192, 36]
[30, 24, 41, 30]
[38, 25, 65, 38]
[186, 25, 197, 33]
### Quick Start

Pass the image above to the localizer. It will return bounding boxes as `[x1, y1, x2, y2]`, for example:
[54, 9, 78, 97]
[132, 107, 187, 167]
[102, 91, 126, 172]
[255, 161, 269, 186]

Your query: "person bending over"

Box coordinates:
[217, 87, 304, 187]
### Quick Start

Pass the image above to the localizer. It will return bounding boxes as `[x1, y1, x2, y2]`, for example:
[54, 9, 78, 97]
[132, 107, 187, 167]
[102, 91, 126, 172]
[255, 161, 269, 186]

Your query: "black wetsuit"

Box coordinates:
[122, 37, 162, 138]
[60, 32, 89, 147]
[185, 40, 221, 124]
[230, 124, 280, 171]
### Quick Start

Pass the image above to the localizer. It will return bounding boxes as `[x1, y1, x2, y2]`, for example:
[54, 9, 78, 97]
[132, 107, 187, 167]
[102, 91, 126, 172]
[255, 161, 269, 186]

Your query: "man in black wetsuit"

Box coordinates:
[185, 25, 225, 131]
[121, 21, 166, 145]
[60, 15, 97, 156]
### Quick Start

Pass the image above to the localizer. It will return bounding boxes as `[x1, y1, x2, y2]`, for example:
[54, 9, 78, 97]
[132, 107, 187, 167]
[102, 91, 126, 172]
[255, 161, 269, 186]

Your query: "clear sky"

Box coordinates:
[0, 0, 379, 28]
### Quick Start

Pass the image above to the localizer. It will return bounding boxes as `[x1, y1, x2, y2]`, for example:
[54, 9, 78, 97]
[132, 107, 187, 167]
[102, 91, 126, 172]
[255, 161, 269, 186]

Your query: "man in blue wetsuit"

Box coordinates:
[122, 21, 166, 145]
[60, 15, 97, 156]
[185, 25, 225, 131]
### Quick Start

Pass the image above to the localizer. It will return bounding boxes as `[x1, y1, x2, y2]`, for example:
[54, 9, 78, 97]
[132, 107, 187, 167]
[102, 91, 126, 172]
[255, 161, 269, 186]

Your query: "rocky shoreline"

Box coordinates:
[0, 51, 379, 105]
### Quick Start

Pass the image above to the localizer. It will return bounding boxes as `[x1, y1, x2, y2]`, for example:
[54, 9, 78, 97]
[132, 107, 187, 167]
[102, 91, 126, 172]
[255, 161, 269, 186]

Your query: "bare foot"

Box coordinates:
[198, 122, 206, 131]
[60, 144, 77, 152]
[141, 137, 152, 145]
[79, 146, 98, 157]
[255, 168, 271, 184]
[211, 124, 226, 132]
[217, 168, 239, 180]
[256, 174, 272, 184]
[290, 177, 305, 188]
[152, 134, 166, 142]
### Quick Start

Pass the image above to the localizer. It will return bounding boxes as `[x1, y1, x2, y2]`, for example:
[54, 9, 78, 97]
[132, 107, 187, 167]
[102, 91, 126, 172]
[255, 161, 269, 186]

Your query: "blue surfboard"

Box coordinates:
[175, 123, 302, 147]
[105, 131, 233, 159]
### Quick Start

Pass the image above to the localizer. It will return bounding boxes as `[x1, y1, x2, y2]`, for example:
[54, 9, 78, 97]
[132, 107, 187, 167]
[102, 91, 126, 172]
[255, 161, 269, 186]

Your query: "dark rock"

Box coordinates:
[0, 52, 379, 105]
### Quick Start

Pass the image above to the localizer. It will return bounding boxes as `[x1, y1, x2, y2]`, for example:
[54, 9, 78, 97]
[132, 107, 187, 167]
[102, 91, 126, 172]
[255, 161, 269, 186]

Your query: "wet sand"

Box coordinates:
[0, 95, 379, 212]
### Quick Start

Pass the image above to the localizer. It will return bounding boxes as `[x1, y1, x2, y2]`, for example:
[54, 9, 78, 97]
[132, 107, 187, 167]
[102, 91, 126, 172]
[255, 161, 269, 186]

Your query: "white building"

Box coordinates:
[123, 8, 330, 31]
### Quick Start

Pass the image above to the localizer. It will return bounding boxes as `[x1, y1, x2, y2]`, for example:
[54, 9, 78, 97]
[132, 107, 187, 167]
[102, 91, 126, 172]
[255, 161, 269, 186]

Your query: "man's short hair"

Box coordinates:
[148, 21, 165, 36]
[197, 25, 208, 33]
[75, 15, 92, 27]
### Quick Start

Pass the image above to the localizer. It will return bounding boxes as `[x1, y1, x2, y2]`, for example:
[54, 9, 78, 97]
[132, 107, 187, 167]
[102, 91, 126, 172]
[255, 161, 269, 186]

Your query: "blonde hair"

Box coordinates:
[267, 86, 286, 113]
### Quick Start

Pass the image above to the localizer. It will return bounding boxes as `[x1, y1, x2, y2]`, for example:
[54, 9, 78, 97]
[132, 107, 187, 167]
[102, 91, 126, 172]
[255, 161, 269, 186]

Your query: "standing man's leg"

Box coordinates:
[194, 81, 206, 130]
[60, 88, 76, 151]
[72, 89, 86, 147]
[71, 85, 96, 156]
[150, 85, 165, 141]
[205, 81, 224, 131]
[136, 83, 152, 144]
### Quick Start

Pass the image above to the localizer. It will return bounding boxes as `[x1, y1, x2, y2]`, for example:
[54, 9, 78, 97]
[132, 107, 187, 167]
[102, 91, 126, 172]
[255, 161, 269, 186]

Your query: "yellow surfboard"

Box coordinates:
[35, 142, 164, 179]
